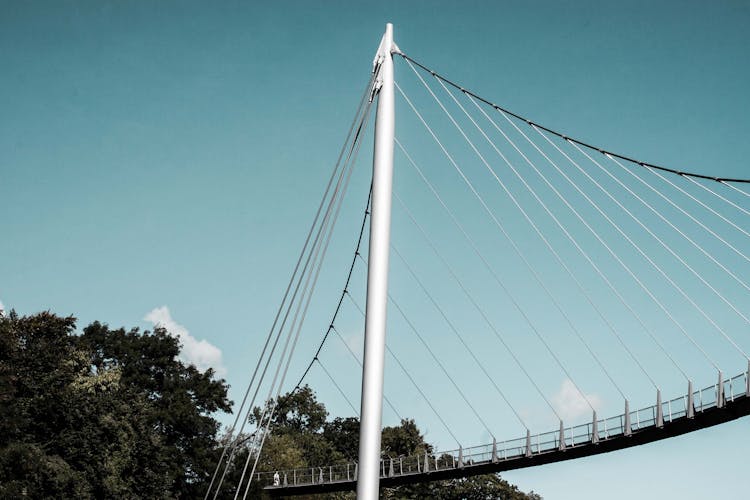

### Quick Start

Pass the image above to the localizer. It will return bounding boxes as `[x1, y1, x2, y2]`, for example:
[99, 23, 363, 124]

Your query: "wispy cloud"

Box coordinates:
[342, 329, 364, 360]
[144, 306, 226, 377]
[551, 379, 602, 422]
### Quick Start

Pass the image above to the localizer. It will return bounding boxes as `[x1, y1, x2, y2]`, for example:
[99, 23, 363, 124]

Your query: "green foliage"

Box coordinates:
[381, 418, 432, 457]
[0, 311, 231, 498]
[250, 387, 543, 500]
[0, 311, 541, 499]
[386, 474, 542, 500]
[323, 417, 360, 460]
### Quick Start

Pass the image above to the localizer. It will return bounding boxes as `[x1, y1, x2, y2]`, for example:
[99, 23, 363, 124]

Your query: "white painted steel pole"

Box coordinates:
[357, 23, 395, 500]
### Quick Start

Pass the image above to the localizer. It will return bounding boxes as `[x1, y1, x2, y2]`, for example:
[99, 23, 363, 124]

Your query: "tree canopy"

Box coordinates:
[0, 311, 231, 498]
[1, 310, 541, 499]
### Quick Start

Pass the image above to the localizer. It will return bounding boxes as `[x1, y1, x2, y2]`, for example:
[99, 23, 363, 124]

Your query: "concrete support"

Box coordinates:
[656, 389, 664, 428]
[624, 400, 632, 436]
[591, 411, 599, 444]
[524, 430, 532, 457]
[687, 380, 695, 418]
[558, 420, 566, 451]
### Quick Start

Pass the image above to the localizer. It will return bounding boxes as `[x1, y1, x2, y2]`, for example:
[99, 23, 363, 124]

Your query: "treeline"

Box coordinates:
[0, 311, 541, 499]
[245, 386, 542, 499]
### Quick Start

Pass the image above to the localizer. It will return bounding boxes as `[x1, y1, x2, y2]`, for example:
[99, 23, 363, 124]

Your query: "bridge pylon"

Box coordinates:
[357, 23, 399, 500]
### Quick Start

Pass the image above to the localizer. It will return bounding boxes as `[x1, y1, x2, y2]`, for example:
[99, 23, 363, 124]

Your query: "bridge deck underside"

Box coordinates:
[265, 394, 750, 496]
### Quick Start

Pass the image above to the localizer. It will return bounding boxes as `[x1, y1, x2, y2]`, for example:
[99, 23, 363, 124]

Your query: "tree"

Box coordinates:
[323, 417, 360, 460]
[246, 387, 542, 499]
[80, 321, 232, 496]
[0, 312, 231, 498]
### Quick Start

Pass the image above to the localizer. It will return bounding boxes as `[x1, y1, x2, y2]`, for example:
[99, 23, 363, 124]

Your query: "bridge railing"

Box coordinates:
[663, 394, 687, 422]
[261, 370, 747, 489]
[726, 372, 746, 403]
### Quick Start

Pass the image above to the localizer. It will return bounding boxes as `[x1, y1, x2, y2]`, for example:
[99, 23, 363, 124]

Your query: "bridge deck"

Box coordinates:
[261, 373, 749, 496]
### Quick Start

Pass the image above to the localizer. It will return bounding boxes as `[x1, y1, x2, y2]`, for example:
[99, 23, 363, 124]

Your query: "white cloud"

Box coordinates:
[342, 330, 364, 360]
[551, 379, 602, 422]
[144, 306, 226, 376]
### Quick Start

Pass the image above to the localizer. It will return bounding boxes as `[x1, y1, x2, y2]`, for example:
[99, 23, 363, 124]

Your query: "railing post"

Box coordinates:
[624, 400, 632, 436]
[283, 473, 287, 487]
[591, 411, 599, 444]
[458, 446, 464, 468]
[491, 437, 498, 463]
[558, 420, 566, 451]
[424, 452, 429, 472]
[746, 360, 750, 397]
[717, 370, 725, 409]
[389, 458, 394, 477]
[656, 389, 664, 428]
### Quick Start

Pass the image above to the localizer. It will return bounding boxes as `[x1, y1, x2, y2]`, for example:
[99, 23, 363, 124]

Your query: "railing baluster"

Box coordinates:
[668, 400, 672, 422]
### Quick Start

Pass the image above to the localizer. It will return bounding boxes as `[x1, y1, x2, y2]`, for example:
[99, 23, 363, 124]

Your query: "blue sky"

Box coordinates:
[2, 1, 749, 498]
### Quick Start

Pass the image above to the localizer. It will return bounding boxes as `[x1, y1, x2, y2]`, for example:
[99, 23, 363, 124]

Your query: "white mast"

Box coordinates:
[357, 23, 397, 500]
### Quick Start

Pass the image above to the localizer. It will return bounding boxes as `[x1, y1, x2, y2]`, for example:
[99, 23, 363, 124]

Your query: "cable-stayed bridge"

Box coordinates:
[205, 25, 750, 499]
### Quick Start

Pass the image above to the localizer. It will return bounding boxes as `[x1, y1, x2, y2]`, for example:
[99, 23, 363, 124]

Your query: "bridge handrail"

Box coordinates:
[258, 370, 748, 489]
